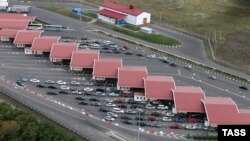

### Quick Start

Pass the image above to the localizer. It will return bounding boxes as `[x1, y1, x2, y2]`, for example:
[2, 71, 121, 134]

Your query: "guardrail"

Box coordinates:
[94, 30, 250, 85]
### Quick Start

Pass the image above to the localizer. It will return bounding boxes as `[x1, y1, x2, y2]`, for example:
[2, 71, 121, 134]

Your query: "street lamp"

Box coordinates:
[137, 108, 143, 141]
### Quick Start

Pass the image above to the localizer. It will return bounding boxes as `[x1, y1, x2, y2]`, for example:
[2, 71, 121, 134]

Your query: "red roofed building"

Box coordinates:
[0, 13, 35, 22]
[202, 97, 239, 127]
[31, 36, 60, 56]
[98, 1, 150, 25]
[50, 42, 78, 63]
[0, 19, 30, 30]
[93, 58, 122, 80]
[172, 86, 205, 114]
[117, 66, 148, 90]
[14, 30, 43, 47]
[144, 75, 175, 100]
[70, 50, 100, 71]
[238, 109, 250, 125]
[0, 29, 18, 42]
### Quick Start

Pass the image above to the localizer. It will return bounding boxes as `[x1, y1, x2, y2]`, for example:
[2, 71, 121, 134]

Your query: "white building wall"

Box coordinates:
[134, 95, 146, 102]
[136, 12, 151, 25]
[124, 15, 137, 25]
[24, 48, 33, 54]
[97, 14, 116, 24]
[0, 37, 10, 42]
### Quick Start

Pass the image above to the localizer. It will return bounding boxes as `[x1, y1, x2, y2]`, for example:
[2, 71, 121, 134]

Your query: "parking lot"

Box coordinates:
[1, 38, 249, 137]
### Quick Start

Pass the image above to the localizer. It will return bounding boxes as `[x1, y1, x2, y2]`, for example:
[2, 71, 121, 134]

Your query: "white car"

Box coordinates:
[61, 85, 70, 90]
[104, 116, 115, 121]
[84, 87, 93, 92]
[104, 98, 113, 103]
[158, 56, 168, 61]
[71, 81, 80, 85]
[147, 54, 156, 59]
[208, 75, 217, 80]
[30, 78, 40, 83]
[162, 111, 175, 117]
[83, 82, 93, 86]
[185, 124, 197, 130]
[112, 108, 124, 114]
[106, 112, 118, 118]
[72, 91, 82, 95]
[184, 64, 192, 69]
[108, 92, 119, 97]
[95, 92, 105, 96]
[146, 104, 155, 109]
[162, 117, 173, 122]
[45, 80, 55, 84]
[157, 105, 169, 110]
[57, 80, 66, 85]
[106, 103, 116, 107]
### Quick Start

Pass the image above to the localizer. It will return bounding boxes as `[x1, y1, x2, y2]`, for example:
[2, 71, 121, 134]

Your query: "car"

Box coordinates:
[130, 104, 139, 109]
[185, 124, 197, 130]
[122, 120, 133, 125]
[83, 82, 93, 86]
[149, 122, 161, 128]
[60, 85, 70, 90]
[37, 84, 46, 88]
[47, 85, 57, 89]
[72, 90, 82, 95]
[186, 117, 200, 123]
[124, 52, 133, 55]
[125, 109, 136, 114]
[108, 92, 119, 97]
[151, 112, 161, 117]
[175, 117, 186, 122]
[104, 116, 115, 121]
[95, 91, 105, 96]
[157, 105, 168, 110]
[99, 108, 110, 112]
[46, 91, 57, 95]
[75, 97, 86, 101]
[162, 111, 175, 117]
[84, 87, 94, 92]
[57, 80, 66, 85]
[114, 99, 124, 104]
[70, 81, 80, 85]
[136, 53, 144, 57]
[136, 122, 147, 127]
[106, 112, 118, 118]
[162, 117, 173, 122]
[135, 116, 145, 121]
[18, 77, 28, 82]
[158, 56, 168, 61]
[121, 115, 132, 120]
[145, 104, 155, 109]
[239, 85, 248, 90]
[184, 64, 192, 69]
[96, 88, 105, 92]
[208, 75, 217, 80]
[45, 80, 55, 84]
[170, 123, 185, 129]
[161, 60, 169, 63]
[118, 104, 127, 109]
[78, 101, 88, 105]
[89, 98, 99, 102]
[169, 62, 177, 67]
[112, 108, 124, 113]
[84, 92, 92, 96]
[104, 98, 113, 103]
[148, 116, 157, 121]
[90, 102, 102, 106]
[16, 81, 24, 86]
[30, 78, 40, 83]
[58, 90, 69, 94]
[106, 103, 116, 107]
[147, 54, 156, 59]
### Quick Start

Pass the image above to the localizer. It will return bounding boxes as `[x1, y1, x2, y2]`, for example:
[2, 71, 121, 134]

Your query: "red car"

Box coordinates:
[148, 116, 157, 121]
[170, 123, 185, 129]
[186, 117, 200, 123]
[120, 93, 133, 97]
[114, 99, 124, 104]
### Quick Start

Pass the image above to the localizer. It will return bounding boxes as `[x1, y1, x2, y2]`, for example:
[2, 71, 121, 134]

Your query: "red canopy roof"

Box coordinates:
[70, 50, 100, 69]
[0, 13, 35, 22]
[31, 36, 60, 52]
[0, 29, 18, 37]
[50, 42, 78, 60]
[144, 75, 175, 100]
[0, 19, 30, 30]
[98, 9, 126, 20]
[13, 30, 43, 45]
[93, 58, 122, 78]
[101, 1, 143, 16]
[173, 86, 205, 113]
[118, 66, 148, 88]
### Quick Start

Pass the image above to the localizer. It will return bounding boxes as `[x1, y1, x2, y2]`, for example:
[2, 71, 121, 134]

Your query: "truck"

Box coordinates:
[0, 0, 8, 11]
[7, 5, 31, 13]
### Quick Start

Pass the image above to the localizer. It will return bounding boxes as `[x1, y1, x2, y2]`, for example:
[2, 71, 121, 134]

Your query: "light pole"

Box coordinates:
[137, 109, 143, 141]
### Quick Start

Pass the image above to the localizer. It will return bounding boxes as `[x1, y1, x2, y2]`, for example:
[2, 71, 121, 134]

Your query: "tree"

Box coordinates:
[0, 120, 21, 141]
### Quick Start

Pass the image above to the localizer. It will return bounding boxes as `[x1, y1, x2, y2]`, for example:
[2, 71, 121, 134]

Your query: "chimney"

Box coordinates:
[129, 4, 135, 9]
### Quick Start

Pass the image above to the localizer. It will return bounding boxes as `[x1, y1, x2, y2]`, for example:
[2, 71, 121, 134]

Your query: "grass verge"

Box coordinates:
[0, 92, 88, 141]
[83, 12, 97, 18]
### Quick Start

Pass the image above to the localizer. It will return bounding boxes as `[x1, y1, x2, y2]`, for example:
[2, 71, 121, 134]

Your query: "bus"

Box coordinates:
[44, 25, 63, 31]
[27, 24, 43, 30]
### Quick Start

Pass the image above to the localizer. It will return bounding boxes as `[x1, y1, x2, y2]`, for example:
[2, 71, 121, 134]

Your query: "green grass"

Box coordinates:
[41, 7, 92, 22]
[83, 12, 97, 18]
[33, 19, 48, 25]
[96, 21, 180, 45]
[0, 92, 87, 141]
[123, 24, 140, 31]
